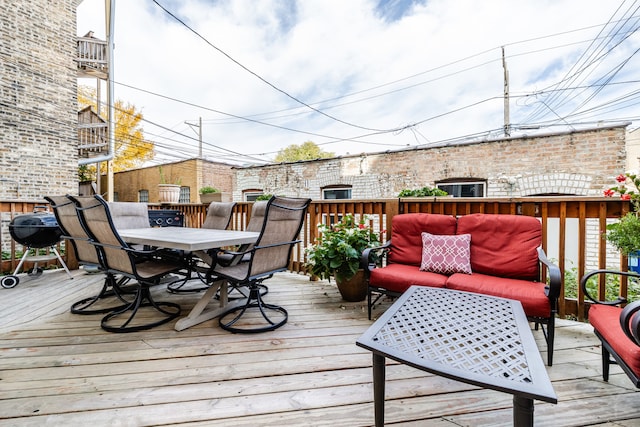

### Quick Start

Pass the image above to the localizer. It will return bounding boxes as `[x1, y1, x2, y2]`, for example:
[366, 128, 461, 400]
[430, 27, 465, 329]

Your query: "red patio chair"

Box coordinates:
[581, 269, 640, 386]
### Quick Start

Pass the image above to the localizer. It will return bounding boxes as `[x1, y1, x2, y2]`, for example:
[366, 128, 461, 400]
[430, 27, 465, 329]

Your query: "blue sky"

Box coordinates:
[77, 0, 640, 166]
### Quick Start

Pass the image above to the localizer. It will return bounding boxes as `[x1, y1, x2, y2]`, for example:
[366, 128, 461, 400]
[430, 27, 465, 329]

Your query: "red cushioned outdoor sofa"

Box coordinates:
[361, 213, 561, 365]
[581, 269, 640, 387]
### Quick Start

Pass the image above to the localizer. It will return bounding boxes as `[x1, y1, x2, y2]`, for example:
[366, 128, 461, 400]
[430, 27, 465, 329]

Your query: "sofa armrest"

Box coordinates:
[580, 269, 637, 306]
[538, 247, 562, 299]
[361, 240, 392, 273]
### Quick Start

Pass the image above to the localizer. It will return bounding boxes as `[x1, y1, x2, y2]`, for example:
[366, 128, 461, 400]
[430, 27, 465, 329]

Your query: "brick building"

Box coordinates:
[234, 124, 629, 201]
[109, 159, 235, 203]
[0, 1, 78, 200]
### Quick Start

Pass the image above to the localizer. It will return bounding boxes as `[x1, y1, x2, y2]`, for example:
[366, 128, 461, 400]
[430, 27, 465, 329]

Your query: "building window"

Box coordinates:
[436, 180, 486, 197]
[138, 189, 149, 203]
[179, 186, 190, 203]
[323, 186, 352, 199]
[244, 191, 263, 202]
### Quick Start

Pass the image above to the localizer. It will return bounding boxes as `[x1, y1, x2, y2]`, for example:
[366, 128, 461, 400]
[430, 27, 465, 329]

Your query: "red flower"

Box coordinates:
[358, 223, 365, 229]
[604, 189, 615, 197]
[616, 174, 627, 183]
[621, 193, 632, 200]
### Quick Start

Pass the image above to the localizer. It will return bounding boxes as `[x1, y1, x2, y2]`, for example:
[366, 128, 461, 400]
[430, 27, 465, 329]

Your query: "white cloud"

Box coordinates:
[77, 0, 640, 165]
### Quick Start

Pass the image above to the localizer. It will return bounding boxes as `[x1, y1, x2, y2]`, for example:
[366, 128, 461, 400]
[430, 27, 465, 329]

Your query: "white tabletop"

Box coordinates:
[118, 227, 259, 251]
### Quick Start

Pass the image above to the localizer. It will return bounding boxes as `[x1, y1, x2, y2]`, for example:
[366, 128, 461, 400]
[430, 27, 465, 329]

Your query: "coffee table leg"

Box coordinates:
[373, 353, 385, 427]
[513, 395, 534, 427]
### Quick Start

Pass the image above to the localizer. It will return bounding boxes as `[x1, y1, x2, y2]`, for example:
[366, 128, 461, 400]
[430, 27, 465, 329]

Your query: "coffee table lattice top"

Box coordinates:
[371, 287, 532, 384]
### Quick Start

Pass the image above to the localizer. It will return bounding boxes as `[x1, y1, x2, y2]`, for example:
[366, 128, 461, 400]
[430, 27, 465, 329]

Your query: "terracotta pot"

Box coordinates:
[335, 269, 367, 302]
[158, 184, 180, 204]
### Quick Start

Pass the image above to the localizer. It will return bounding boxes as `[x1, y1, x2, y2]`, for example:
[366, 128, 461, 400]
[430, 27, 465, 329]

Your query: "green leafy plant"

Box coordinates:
[564, 264, 640, 303]
[305, 214, 381, 282]
[604, 172, 640, 255]
[199, 186, 219, 194]
[605, 213, 640, 256]
[398, 186, 448, 197]
[255, 194, 273, 201]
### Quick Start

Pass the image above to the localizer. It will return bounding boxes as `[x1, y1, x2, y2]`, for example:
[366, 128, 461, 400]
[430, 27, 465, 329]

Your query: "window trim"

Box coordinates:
[322, 186, 352, 200]
[436, 179, 486, 197]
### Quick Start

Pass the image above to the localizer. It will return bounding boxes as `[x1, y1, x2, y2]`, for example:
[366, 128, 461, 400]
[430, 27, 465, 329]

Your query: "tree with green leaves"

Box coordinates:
[274, 141, 335, 162]
[78, 85, 155, 175]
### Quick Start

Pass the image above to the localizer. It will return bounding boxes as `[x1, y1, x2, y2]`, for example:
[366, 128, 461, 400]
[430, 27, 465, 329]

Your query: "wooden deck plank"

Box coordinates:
[0, 270, 639, 426]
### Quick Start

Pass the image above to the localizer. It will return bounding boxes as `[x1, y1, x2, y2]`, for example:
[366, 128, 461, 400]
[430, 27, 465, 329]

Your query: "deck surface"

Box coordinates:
[1, 269, 639, 426]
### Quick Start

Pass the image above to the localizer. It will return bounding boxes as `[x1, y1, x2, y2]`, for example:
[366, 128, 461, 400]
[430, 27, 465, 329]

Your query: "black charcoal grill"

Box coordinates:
[9, 209, 62, 248]
[1, 206, 72, 288]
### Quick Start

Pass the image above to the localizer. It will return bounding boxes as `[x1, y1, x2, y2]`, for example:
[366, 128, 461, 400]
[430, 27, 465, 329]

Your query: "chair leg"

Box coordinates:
[602, 344, 611, 382]
[219, 283, 287, 333]
[71, 275, 132, 315]
[101, 283, 181, 333]
[547, 315, 555, 366]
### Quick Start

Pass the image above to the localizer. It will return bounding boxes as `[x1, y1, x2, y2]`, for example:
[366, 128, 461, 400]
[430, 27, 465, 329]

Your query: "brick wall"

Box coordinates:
[0, 1, 78, 200]
[234, 125, 627, 200]
[111, 159, 235, 203]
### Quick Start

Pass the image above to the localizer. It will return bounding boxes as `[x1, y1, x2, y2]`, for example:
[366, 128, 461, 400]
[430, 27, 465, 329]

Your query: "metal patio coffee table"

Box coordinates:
[356, 286, 557, 426]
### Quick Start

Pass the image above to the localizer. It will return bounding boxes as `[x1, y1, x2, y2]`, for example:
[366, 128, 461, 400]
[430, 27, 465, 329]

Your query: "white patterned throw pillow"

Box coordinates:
[420, 232, 472, 275]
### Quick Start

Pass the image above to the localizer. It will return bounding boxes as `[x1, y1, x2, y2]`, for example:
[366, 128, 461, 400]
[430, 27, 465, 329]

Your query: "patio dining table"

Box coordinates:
[118, 227, 260, 331]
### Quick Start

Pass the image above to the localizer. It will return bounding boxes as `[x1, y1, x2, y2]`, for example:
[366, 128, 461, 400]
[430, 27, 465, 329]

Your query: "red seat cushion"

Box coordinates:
[589, 304, 640, 376]
[457, 214, 541, 280]
[446, 272, 550, 318]
[388, 214, 457, 267]
[369, 263, 447, 294]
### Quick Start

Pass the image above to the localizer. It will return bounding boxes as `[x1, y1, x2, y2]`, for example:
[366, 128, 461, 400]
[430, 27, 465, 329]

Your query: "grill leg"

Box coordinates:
[51, 247, 73, 279]
[12, 250, 32, 276]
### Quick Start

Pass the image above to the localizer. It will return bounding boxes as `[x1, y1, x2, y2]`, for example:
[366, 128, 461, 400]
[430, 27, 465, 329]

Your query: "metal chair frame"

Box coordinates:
[69, 195, 182, 333]
[212, 196, 311, 333]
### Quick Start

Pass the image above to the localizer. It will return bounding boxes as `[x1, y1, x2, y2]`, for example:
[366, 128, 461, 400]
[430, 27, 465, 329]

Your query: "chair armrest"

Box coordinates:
[580, 269, 637, 305]
[538, 247, 562, 299]
[361, 240, 392, 272]
[621, 300, 640, 345]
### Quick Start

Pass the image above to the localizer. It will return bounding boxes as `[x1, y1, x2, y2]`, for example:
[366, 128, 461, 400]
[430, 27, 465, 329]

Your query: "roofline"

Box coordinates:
[234, 122, 632, 170]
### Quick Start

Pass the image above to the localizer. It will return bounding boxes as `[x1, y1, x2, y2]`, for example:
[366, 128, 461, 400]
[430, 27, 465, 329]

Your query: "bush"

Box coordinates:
[564, 265, 640, 303]
[398, 186, 448, 197]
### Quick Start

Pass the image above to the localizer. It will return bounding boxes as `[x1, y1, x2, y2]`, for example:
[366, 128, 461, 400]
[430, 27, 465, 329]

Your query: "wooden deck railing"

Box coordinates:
[1, 197, 631, 320]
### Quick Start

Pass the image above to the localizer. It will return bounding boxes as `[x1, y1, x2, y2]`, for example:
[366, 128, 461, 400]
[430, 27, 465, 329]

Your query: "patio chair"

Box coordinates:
[167, 202, 238, 293]
[45, 195, 130, 315]
[215, 200, 267, 267]
[69, 195, 182, 333]
[109, 201, 152, 233]
[581, 269, 640, 386]
[212, 196, 311, 333]
[202, 201, 237, 230]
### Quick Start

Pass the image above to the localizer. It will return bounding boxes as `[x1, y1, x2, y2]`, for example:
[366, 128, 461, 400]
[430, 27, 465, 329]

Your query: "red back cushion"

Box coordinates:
[456, 214, 541, 279]
[389, 214, 457, 266]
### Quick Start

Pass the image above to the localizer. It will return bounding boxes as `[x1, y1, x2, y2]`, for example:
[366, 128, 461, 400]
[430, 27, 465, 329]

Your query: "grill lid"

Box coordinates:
[9, 211, 62, 248]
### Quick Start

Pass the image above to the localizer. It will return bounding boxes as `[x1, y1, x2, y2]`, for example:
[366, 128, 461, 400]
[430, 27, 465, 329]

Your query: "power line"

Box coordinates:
[151, 0, 406, 134]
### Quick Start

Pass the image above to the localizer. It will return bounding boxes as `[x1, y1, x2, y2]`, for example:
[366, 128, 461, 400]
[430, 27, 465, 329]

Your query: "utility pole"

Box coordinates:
[502, 46, 511, 137]
[185, 117, 203, 158]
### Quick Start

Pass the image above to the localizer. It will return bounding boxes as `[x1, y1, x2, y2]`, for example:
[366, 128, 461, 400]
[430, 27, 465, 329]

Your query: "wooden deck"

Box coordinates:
[1, 269, 639, 426]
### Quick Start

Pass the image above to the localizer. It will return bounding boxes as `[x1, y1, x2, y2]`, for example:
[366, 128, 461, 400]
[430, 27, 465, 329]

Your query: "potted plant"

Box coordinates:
[158, 166, 181, 204]
[305, 214, 381, 301]
[604, 172, 640, 272]
[398, 186, 448, 197]
[199, 186, 221, 203]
